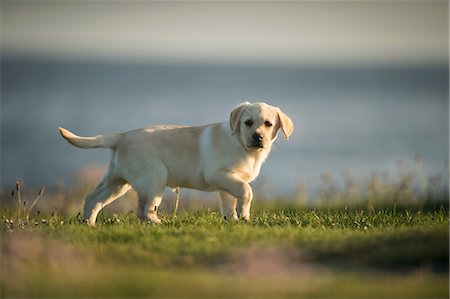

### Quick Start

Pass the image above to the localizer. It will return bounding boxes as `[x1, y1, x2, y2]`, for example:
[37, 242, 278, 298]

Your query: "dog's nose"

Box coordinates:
[253, 133, 263, 142]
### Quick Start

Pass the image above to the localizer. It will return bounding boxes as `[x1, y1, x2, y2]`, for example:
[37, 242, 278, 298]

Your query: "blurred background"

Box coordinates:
[1, 1, 448, 202]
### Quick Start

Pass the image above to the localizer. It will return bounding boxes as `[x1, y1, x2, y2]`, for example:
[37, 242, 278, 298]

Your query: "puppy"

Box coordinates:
[59, 102, 293, 226]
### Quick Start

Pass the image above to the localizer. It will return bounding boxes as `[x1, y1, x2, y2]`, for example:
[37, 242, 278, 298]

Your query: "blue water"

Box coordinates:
[1, 56, 448, 196]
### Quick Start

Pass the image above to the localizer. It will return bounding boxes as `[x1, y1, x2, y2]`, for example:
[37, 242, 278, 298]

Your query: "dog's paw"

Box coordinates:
[223, 213, 238, 221]
[148, 213, 162, 224]
[238, 210, 250, 222]
[241, 215, 250, 222]
[84, 218, 97, 227]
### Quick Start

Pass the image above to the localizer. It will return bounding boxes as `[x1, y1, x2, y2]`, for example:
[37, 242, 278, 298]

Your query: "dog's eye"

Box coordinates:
[264, 121, 273, 127]
[245, 119, 253, 127]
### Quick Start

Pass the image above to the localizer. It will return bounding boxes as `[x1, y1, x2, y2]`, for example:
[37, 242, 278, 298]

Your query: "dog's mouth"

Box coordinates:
[246, 143, 265, 150]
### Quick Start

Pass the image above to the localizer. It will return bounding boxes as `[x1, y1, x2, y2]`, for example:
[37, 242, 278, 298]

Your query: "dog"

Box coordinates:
[59, 101, 293, 226]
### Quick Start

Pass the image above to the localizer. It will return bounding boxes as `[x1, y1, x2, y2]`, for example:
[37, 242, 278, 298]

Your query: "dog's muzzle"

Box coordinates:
[249, 133, 264, 149]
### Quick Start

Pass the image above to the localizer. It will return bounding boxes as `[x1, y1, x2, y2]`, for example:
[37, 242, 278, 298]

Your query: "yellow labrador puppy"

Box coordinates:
[59, 102, 293, 226]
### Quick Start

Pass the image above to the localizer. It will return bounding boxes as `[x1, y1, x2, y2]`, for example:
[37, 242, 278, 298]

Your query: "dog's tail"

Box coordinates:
[58, 127, 120, 149]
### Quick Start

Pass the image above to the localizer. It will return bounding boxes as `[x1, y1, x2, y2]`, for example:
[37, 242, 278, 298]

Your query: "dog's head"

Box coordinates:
[229, 102, 294, 152]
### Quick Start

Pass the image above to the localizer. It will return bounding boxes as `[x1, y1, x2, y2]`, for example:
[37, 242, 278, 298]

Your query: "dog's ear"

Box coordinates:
[277, 108, 294, 140]
[229, 102, 249, 135]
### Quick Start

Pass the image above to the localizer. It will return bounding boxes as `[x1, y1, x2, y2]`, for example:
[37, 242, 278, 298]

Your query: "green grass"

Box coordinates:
[1, 206, 448, 298]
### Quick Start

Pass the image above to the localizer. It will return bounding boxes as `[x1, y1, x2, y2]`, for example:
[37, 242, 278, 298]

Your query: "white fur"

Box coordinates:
[59, 102, 293, 226]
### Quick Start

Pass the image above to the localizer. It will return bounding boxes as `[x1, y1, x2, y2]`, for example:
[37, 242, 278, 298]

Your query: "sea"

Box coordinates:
[1, 56, 448, 198]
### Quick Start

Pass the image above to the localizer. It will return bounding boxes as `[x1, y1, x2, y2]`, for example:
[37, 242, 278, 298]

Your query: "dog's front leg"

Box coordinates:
[219, 192, 238, 221]
[237, 195, 252, 221]
[211, 172, 253, 221]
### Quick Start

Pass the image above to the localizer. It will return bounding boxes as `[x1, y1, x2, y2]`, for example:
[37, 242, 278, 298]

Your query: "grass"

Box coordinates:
[1, 204, 448, 298]
[1, 165, 448, 298]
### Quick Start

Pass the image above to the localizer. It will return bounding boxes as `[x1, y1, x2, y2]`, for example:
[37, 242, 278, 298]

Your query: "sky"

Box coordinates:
[2, 1, 448, 67]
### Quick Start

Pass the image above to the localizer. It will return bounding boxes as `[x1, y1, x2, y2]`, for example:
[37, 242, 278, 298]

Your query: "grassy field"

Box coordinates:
[1, 201, 448, 298]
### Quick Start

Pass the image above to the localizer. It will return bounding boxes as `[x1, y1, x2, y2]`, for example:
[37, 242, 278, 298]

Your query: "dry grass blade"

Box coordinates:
[173, 187, 180, 217]
[26, 187, 45, 221]
[15, 181, 21, 219]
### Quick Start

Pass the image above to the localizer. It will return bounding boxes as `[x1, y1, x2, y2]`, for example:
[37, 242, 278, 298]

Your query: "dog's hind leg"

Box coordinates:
[132, 161, 168, 224]
[137, 191, 164, 224]
[84, 177, 131, 226]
